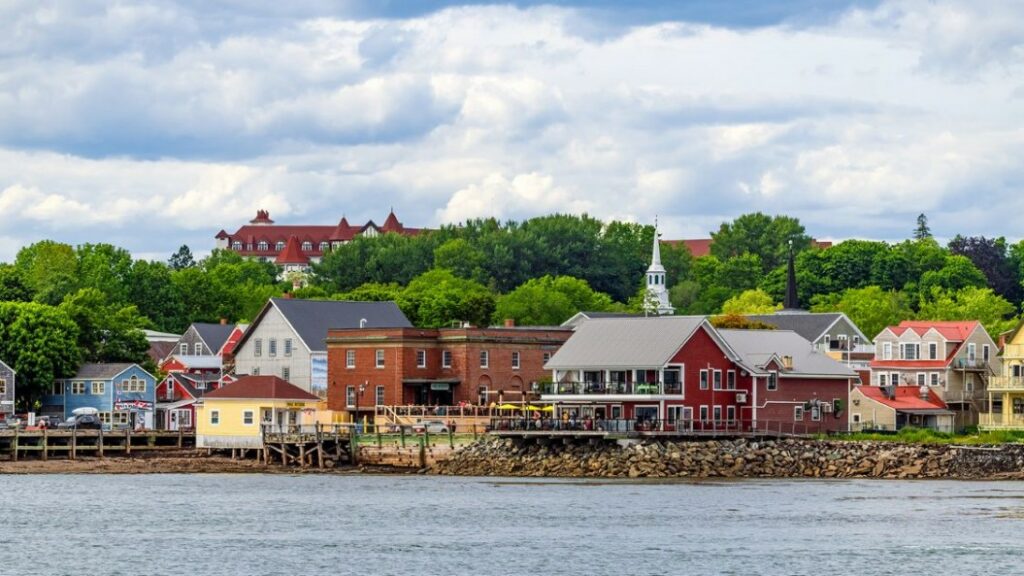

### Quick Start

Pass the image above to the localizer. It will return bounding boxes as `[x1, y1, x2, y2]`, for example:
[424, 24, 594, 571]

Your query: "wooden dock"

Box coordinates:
[261, 425, 352, 469]
[0, 429, 194, 461]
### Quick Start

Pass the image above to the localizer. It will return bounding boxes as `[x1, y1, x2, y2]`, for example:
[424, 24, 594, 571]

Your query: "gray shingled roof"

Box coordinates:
[272, 298, 412, 352]
[717, 329, 857, 378]
[73, 363, 135, 379]
[192, 322, 237, 353]
[546, 316, 709, 369]
[745, 312, 844, 343]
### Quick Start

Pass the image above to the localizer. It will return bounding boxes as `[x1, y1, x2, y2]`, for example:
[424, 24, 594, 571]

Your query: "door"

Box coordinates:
[667, 406, 692, 431]
[634, 405, 659, 431]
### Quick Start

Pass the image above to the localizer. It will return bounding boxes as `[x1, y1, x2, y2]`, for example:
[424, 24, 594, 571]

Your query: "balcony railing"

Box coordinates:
[987, 376, 1024, 391]
[819, 343, 874, 355]
[953, 358, 988, 370]
[979, 413, 1024, 429]
[533, 381, 683, 396]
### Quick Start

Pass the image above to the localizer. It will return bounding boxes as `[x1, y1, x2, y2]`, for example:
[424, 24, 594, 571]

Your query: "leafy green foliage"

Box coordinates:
[397, 269, 496, 328]
[494, 275, 613, 326]
[0, 301, 80, 407]
[168, 245, 196, 270]
[59, 288, 150, 364]
[810, 286, 913, 339]
[710, 212, 811, 274]
[14, 240, 80, 305]
[917, 287, 1017, 336]
[721, 289, 781, 315]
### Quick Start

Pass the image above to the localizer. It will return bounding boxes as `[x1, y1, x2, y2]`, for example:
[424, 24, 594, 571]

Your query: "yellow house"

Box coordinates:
[981, 322, 1024, 430]
[196, 375, 320, 449]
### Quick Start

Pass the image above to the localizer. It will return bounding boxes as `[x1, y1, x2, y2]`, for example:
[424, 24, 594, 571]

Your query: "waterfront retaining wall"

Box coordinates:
[433, 437, 1024, 479]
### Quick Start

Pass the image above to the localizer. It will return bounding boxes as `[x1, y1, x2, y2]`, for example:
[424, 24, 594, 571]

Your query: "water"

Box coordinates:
[2, 475, 1024, 576]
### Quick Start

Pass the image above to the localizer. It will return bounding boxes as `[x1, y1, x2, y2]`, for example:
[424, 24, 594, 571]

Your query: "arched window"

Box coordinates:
[276, 241, 285, 251]
[302, 241, 312, 252]
[319, 241, 329, 252]
[257, 241, 268, 251]
[232, 241, 242, 250]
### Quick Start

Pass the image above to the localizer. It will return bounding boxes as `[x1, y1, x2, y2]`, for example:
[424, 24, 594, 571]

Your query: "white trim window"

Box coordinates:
[254, 339, 263, 357]
[901, 343, 919, 360]
[917, 372, 926, 387]
[92, 381, 106, 395]
[346, 350, 356, 369]
[983, 344, 990, 363]
[416, 350, 427, 369]
[928, 342, 938, 360]
[882, 342, 892, 360]
[210, 410, 220, 425]
[930, 373, 940, 387]
[375, 385, 385, 406]
[282, 366, 290, 381]
[252, 367, 260, 376]
[194, 343, 203, 355]
[442, 350, 453, 369]
[968, 343, 977, 362]
[180, 343, 188, 355]
[726, 370, 736, 390]
[794, 406, 804, 420]
[726, 405, 736, 423]
[346, 386, 355, 408]
[284, 339, 293, 357]
[811, 405, 821, 421]
[511, 351, 521, 370]
[71, 381, 86, 395]
[479, 350, 489, 369]
[699, 405, 709, 421]
[699, 369, 709, 390]
[712, 370, 723, 391]
[543, 352, 551, 364]
[375, 349, 385, 368]
[767, 372, 778, 391]
[243, 410, 254, 426]
[878, 373, 887, 386]
[269, 338, 277, 357]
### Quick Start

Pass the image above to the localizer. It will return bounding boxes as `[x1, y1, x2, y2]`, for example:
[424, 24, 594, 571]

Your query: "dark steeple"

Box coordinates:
[784, 240, 800, 310]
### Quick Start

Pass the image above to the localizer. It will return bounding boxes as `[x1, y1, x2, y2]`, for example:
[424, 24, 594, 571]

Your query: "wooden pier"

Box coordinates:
[261, 424, 352, 469]
[0, 429, 194, 461]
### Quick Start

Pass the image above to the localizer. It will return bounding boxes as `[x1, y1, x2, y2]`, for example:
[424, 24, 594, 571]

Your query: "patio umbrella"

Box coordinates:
[497, 403, 520, 410]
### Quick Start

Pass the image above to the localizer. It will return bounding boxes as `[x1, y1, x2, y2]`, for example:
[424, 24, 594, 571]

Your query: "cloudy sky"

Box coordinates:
[1, 0, 1022, 262]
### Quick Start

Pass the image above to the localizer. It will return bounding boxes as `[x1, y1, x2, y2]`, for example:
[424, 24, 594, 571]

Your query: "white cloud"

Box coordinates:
[437, 172, 592, 223]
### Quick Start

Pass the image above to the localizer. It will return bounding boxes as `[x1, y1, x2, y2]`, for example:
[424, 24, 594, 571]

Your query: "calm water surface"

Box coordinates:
[2, 474, 1024, 576]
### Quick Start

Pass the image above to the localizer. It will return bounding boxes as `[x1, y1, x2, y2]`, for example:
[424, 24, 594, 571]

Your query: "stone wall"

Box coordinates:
[433, 437, 1024, 479]
[356, 443, 456, 468]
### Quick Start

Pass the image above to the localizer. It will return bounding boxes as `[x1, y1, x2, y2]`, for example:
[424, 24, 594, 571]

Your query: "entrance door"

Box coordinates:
[667, 406, 692, 431]
[634, 405, 659, 431]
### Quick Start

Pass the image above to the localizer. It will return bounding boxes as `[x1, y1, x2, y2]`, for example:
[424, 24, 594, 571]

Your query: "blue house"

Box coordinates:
[42, 363, 157, 429]
[0, 359, 14, 419]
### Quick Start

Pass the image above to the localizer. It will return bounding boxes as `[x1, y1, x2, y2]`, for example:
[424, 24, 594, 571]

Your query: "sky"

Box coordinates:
[1, 0, 1023, 262]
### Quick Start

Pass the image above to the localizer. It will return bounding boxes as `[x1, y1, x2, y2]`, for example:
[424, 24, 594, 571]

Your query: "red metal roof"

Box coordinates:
[275, 236, 310, 265]
[857, 385, 948, 411]
[382, 210, 403, 233]
[888, 320, 979, 341]
[219, 210, 425, 255]
[203, 375, 319, 401]
[869, 359, 950, 369]
[331, 217, 356, 241]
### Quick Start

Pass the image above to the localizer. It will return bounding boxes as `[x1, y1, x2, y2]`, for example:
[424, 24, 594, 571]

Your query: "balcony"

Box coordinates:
[533, 380, 683, 396]
[979, 412, 1024, 430]
[987, 376, 1024, 392]
[953, 358, 988, 371]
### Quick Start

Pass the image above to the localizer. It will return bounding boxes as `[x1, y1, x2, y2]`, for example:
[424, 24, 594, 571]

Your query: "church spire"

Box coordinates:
[644, 217, 674, 316]
[651, 215, 663, 267]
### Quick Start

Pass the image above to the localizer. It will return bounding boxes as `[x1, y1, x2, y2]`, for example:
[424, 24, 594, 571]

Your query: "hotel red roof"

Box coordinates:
[887, 320, 980, 340]
[203, 375, 319, 401]
[275, 235, 310, 265]
[857, 385, 949, 412]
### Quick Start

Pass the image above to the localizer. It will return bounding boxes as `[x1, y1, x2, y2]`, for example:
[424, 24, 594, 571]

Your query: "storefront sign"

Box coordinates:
[430, 382, 450, 391]
[114, 400, 153, 411]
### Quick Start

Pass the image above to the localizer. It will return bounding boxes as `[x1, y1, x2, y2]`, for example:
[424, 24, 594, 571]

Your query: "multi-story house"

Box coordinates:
[232, 297, 412, 396]
[325, 324, 572, 421]
[980, 322, 1024, 430]
[41, 363, 157, 429]
[746, 312, 873, 368]
[869, 320, 1000, 429]
[0, 359, 15, 419]
[542, 316, 857, 433]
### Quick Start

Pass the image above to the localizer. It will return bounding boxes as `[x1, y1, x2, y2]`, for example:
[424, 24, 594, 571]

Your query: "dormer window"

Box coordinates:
[302, 241, 312, 252]
[258, 241, 268, 251]
[232, 241, 242, 250]
[319, 242, 329, 252]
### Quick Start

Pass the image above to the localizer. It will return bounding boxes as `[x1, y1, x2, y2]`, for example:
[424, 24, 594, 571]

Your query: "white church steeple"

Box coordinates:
[645, 217, 674, 315]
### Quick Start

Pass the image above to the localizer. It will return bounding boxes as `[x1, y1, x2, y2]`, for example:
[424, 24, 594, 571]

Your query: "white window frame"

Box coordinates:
[930, 372, 940, 387]
[375, 385, 385, 406]
[699, 369, 709, 390]
[902, 343, 919, 360]
[92, 381, 105, 395]
[442, 350, 453, 369]
[928, 342, 938, 360]
[71, 381, 86, 395]
[882, 342, 892, 360]
[767, 372, 778, 391]
[712, 370, 723, 391]
[346, 386, 355, 408]
[269, 338, 277, 358]
[252, 366, 260, 376]
[284, 338, 292, 357]
[983, 344, 990, 362]
[254, 338, 263, 357]
[179, 343, 188, 355]
[480, 350, 489, 368]
[890, 372, 899, 386]
[968, 343, 977, 362]
[375, 349, 385, 368]
[543, 352, 551, 364]
[511, 351, 521, 370]
[713, 405, 723, 423]
[794, 406, 804, 420]
[917, 372, 926, 387]
[878, 373, 887, 386]
[726, 405, 736, 423]
[210, 410, 220, 425]
[242, 410, 254, 426]
[282, 366, 290, 381]
[346, 350, 356, 369]
[726, 370, 736, 390]
[194, 342, 203, 355]
[811, 406, 821, 421]
[416, 349, 427, 369]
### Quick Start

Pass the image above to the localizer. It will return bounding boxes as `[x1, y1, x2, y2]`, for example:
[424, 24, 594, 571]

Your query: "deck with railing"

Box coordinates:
[534, 381, 683, 396]
[979, 413, 1024, 430]
[987, 376, 1024, 392]
[487, 417, 825, 438]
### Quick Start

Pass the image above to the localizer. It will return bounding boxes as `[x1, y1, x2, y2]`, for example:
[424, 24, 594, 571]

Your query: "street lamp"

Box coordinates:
[354, 380, 367, 432]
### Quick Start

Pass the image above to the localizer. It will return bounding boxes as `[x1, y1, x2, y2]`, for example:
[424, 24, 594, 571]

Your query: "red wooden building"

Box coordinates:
[543, 316, 857, 433]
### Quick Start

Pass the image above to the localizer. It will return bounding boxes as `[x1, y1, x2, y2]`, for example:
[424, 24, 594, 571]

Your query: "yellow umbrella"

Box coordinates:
[541, 405, 555, 412]
[497, 403, 520, 410]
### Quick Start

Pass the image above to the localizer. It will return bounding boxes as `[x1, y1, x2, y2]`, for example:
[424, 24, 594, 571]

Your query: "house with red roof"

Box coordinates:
[195, 375, 321, 449]
[869, 320, 1000, 429]
[213, 209, 424, 267]
[850, 385, 954, 432]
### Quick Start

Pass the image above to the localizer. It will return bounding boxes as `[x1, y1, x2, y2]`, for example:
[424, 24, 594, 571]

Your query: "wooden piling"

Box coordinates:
[12, 428, 18, 462]
[41, 428, 48, 461]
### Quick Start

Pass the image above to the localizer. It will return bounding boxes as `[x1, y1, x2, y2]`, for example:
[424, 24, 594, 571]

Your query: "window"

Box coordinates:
[375, 385, 385, 406]
[301, 241, 312, 252]
[882, 342, 892, 360]
[713, 370, 723, 390]
[276, 241, 285, 251]
[811, 406, 821, 421]
[917, 373, 926, 386]
[852, 413, 862, 424]
[112, 412, 130, 426]
[254, 338, 263, 357]
[284, 339, 292, 357]
[376, 349, 385, 368]
[416, 349, 426, 368]
[258, 241, 268, 251]
[767, 372, 778, 391]
[232, 241, 242, 250]
[902, 343, 919, 360]
[726, 406, 736, 423]
[480, 350, 489, 368]
[92, 382, 105, 395]
[965, 376, 975, 393]
[346, 350, 356, 368]
[930, 373, 940, 387]
[99, 412, 111, 426]
[853, 335, 860, 346]
[194, 342, 203, 355]
[512, 351, 521, 370]
[180, 343, 188, 355]
[243, 410, 254, 426]
[52, 382, 63, 395]
[928, 342, 938, 360]
[968, 343, 977, 362]
[71, 381, 86, 395]
[119, 376, 146, 393]
[442, 350, 452, 368]
[210, 410, 220, 425]
[890, 372, 899, 386]
[1013, 365, 1022, 378]
[543, 352, 551, 364]
[251, 366, 260, 376]
[794, 406, 804, 420]
[823, 335, 831, 350]
[713, 406, 722, 423]
[726, 370, 736, 390]
[346, 386, 355, 408]
[879, 373, 887, 386]
[319, 241, 329, 252]
[282, 366, 290, 381]
[699, 406, 709, 421]
[0, 379, 4, 395]
[699, 369, 709, 390]
[269, 338, 277, 357]
[983, 344, 990, 362]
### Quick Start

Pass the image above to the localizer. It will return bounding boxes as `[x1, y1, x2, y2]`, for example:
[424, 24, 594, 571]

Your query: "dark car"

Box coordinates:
[57, 414, 103, 430]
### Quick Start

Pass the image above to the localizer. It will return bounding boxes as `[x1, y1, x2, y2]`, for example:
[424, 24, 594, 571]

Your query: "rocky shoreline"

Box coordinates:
[433, 437, 1024, 480]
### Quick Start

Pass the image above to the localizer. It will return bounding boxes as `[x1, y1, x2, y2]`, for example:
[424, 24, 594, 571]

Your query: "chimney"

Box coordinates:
[504, 318, 515, 328]
[220, 318, 228, 325]
[781, 355, 793, 370]
[919, 385, 930, 400]
[359, 318, 367, 329]
[282, 292, 293, 299]
[1000, 333, 1007, 349]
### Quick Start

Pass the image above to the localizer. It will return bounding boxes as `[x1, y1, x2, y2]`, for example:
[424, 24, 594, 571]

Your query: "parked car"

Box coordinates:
[412, 419, 449, 434]
[57, 414, 103, 430]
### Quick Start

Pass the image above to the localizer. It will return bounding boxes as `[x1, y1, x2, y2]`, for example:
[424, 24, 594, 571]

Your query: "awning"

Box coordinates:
[402, 379, 461, 385]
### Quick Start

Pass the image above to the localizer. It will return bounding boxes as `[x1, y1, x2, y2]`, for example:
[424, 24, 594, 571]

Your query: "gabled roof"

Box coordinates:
[203, 375, 319, 401]
[746, 312, 870, 344]
[165, 372, 223, 399]
[0, 359, 14, 375]
[546, 316, 716, 369]
[192, 322, 237, 353]
[167, 355, 223, 370]
[887, 320, 980, 341]
[147, 341, 177, 364]
[717, 329, 857, 379]
[71, 363, 144, 380]
[237, 298, 413, 354]
[275, 235, 310, 265]
[330, 217, 356, 241]
[857, 385, 951, 413]
[560, 310, 642, 328]
[381, 210, 403, 233]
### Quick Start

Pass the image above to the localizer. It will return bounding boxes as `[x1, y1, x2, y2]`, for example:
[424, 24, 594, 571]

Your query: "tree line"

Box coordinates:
[1, 212, 1022, 407]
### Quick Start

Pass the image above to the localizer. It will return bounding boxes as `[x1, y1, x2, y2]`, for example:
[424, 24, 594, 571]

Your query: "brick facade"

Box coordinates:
[326, 327, 572, 415]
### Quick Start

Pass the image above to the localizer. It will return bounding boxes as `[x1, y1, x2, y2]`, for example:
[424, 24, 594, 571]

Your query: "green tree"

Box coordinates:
[0, 264, 32, 302]
[494, 275, 613, 326]
[168, 245, 196, 270]
[127, 260, 187, 332]
[948, 235, 1021, 305]
[59, 288, 150, 364]
[76, 243, 133, 304]
[397, 269, 496, 328]
[917, 287, 1017, 336]
[710, 212, 812, 274]
[919, 255, 988, 295]
[721, 289, 781, 315]
[0, 301, 80, 408]
[334, 282, 404, 302]
[434, 238, 486, 282]
[810, 286, 913, 339]
[14, 240, 79, 304]
[914, 213, 931, 240]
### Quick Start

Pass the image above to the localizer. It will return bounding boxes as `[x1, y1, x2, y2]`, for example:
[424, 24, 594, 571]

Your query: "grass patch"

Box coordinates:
[824, 427, 1024, 445]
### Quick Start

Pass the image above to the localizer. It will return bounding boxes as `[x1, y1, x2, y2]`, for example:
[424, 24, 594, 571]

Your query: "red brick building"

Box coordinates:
[325, 326, 572, 417]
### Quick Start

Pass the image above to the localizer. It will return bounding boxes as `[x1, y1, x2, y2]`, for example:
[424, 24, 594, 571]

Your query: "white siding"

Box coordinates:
[233, 306, 314, 391]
